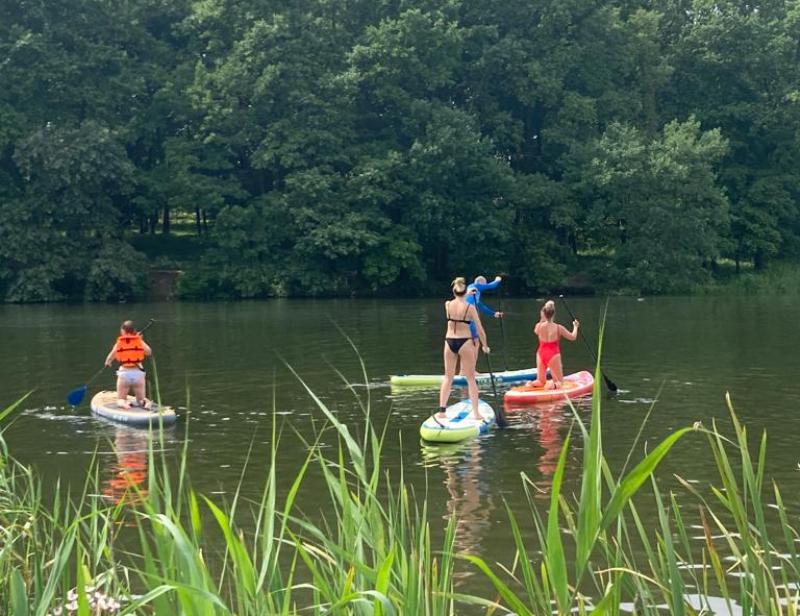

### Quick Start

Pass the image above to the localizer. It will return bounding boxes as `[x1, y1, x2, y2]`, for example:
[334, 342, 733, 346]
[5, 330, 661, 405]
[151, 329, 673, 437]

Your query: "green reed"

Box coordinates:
[465, 327, 800, 615]
[0, 357, 460, 615]
[0, 339, 799, 615]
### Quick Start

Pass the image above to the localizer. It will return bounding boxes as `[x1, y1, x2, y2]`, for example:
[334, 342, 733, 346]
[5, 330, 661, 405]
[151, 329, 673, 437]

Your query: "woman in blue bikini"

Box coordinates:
[437, 277, 490, 422]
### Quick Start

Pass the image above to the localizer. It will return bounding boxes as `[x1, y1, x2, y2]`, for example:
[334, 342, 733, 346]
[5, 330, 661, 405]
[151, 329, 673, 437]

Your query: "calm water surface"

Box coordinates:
[2, 297, 799, 602]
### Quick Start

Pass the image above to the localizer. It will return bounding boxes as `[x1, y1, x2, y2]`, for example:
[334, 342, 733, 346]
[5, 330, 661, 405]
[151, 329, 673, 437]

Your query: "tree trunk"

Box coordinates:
[202, 209, 209, 233]
[139, 215, 147, 234]
[754, 251, 765, 271]
[163, 204, 171, 235]
[149, 211, 158, 234]
[195, 206, 202, 235]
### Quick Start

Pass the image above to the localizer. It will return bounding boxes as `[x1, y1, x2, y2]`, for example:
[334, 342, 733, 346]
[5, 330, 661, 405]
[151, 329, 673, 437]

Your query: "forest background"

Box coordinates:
[1, 0, 799, 301]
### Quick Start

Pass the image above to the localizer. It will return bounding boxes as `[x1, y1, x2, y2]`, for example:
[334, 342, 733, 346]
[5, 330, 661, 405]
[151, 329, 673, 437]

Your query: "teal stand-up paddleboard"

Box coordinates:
[420, 399, 495, 443]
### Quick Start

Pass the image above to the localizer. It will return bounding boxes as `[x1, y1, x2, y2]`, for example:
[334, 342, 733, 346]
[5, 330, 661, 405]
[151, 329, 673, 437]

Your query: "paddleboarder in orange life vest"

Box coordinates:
[104, 320, 152, 409]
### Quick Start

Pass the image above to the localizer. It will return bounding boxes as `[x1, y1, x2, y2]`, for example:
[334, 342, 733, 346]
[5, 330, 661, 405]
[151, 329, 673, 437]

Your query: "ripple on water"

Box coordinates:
[348, 381, 390, 390]
[23, 408, 91, 423]
[620, 596, 741, 615]
[618, 397, 658, 405]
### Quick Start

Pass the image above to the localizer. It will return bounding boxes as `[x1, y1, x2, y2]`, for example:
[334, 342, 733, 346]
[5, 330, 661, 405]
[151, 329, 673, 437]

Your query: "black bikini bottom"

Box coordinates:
[445, 337, 473, 354]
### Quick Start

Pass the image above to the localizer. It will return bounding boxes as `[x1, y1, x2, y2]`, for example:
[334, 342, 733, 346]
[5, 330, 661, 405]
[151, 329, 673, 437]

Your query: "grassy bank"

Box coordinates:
[2, 359, 799, 614]
[700, 261, 800, 296]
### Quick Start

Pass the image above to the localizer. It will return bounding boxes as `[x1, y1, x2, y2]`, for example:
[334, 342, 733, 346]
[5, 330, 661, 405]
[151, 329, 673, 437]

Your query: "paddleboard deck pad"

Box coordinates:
[392, 367, 538, 388]
[90, 391, 177, 427]
[419, 399, 495, 443]
[504, 371, 594, 405]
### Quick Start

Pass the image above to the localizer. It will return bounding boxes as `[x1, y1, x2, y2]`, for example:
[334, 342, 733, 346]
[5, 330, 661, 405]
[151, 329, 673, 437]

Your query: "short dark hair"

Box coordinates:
[121, 320, 136, 334]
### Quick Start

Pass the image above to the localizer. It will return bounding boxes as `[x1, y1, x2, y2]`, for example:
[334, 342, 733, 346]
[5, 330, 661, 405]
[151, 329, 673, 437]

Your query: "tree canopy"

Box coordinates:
[1, 0, 798, 300]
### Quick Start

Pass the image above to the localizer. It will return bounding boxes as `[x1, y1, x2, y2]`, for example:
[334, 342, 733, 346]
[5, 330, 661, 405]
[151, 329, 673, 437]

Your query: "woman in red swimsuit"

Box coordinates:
[529, 300, 579, 390]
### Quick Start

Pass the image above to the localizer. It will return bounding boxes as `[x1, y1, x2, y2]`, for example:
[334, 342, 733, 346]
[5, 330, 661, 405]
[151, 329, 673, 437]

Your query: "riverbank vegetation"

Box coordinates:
[701, 261, 800, 296]
[1, 0, 799, 301]
[2, 364, 799, 613]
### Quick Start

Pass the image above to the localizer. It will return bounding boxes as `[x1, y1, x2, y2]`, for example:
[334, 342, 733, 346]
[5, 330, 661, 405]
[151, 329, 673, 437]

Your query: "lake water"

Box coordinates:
[2, 296, 799, 604]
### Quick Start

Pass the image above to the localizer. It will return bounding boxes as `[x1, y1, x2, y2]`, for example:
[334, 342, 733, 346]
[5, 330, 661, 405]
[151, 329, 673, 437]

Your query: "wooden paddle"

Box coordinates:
[557, 296, 618, 392]
[66, 319, 155, 406]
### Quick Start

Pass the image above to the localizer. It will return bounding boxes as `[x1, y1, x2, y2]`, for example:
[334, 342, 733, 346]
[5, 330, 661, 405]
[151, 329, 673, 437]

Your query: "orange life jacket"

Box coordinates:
[115, 334, 146, 368]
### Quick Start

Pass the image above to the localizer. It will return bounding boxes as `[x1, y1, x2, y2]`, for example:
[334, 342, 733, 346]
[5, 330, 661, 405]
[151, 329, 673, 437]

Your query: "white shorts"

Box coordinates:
[117, 368, 145, 387]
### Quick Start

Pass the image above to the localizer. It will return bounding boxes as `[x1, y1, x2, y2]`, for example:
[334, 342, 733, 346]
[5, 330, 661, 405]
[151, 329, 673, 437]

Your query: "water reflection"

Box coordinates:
[506, 399, 584, 497]
[7, 296, 800, 603]
[102, 427, 149, 506]
[421, 440, 495, 572]
[531, 402, 569, 482]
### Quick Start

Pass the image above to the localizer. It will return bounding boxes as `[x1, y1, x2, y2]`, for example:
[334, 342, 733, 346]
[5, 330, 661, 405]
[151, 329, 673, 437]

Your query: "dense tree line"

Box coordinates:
[1, 0, 798, 300]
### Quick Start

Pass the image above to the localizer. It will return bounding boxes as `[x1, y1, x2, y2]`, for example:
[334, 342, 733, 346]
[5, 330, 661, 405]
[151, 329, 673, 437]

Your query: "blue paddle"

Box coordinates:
[66, 319, 155, 406]
[66, 366, 107, 406]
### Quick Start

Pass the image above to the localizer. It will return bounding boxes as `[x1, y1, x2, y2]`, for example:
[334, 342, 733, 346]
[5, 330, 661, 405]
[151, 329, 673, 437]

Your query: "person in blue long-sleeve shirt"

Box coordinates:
[466, 275, 503, 340]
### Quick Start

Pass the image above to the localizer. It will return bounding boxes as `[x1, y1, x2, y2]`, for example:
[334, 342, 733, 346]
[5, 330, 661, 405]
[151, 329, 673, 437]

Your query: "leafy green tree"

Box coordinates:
[590, 118, 729, 292]
[663, 0, 800, 269]
[401, 105, 513, 280]
[0, 122, 139, 301]
[1, 0, 798, 300]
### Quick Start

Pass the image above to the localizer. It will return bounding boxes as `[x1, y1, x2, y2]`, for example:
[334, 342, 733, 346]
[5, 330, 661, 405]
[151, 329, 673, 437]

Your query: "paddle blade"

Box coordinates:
[495, 406, 508, 429]
[67, 385, 88, 407]
[603, 374, 618, 393]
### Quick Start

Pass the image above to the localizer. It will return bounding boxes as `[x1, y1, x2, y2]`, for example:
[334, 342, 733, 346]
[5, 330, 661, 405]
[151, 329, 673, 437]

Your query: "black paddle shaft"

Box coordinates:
[484, 351, 508, 428]
[558, 297, 618, 393]
[497, 285, 509, 372]
[84, 365, 108, 388]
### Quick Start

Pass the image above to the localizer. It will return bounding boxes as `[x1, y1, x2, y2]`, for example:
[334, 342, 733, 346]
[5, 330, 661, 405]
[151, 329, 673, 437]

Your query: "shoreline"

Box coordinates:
[2, 259, 796, 304]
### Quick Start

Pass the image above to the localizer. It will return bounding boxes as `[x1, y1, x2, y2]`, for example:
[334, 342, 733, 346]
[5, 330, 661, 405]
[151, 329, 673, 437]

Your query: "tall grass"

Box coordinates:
[1, 346, 799, 614]
[0, 367, 461, 615]
[703, 260, 800, 295]
[467, 339, 800, 614]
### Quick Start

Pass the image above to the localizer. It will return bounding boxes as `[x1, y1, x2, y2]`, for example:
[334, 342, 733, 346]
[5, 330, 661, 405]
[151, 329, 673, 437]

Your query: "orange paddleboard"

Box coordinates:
[504, 370, 594, 405]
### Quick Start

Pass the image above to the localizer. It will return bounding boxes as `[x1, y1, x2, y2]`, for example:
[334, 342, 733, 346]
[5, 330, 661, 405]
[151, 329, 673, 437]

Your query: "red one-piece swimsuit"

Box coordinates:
[537, 339, 561, 368]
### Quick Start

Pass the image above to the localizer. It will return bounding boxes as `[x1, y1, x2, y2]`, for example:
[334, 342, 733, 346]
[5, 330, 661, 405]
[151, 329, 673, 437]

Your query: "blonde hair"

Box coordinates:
[543, 300, 555, 319]
[451, 277, 467, 296]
